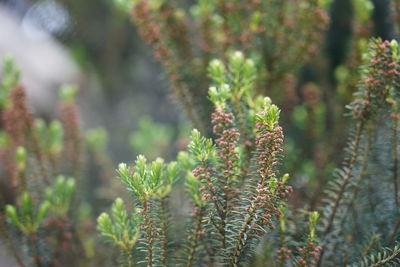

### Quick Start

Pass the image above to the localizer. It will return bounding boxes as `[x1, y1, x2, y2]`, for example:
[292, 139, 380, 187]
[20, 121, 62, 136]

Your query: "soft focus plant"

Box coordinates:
[96, 52, 322, 267]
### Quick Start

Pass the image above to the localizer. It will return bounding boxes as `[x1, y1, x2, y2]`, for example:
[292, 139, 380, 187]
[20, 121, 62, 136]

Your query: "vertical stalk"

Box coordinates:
[392, 118, 399, 207]
[318, 121, 365, 267]
[159, 198, 169, 266]
[230, 203, 257, 267]
[144, 200, 154, 267]
[339, 123, 373, 231]
[323, 121, 364, 235]
[388, 215, 400, 246]
[27, 132, 50, 185]
[185, 206, 205, 267]
[362, 234, 380, 256]
[125, 248, 134, 267]
[278, 214, 287, 267]
[232, 99, 252, 183]
[18, 169, 27, 195]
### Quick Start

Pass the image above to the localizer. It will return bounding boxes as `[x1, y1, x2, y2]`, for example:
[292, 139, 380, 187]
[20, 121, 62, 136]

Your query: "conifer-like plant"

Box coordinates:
[316, 39, 400, 266]
[2, 9, 400, 267]
[97, 40, 400, 266]
[0, 58, 88, 266]
[118, 0, 329, 134]
[98, 52, 322, 267]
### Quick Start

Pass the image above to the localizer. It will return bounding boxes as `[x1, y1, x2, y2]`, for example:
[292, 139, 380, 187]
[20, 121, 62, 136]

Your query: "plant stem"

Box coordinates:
[144, 200, 154, 267]
[318, 121, 364, 267]
[392, 118, 399, 208]
[323, 121, 364, 235]
[340, 124, 373, 230]
[363, 234, 381, 256]
[230, 203, 257, 267]
[388, 218, 400, 247]
[160, 198, 169, 266]
[125, 248, 134, 267]
[186, 206, 205, 267]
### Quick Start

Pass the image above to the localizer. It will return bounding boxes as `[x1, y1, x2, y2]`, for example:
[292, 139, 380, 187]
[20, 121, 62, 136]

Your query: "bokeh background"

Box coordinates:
[0, 0, 396, 162]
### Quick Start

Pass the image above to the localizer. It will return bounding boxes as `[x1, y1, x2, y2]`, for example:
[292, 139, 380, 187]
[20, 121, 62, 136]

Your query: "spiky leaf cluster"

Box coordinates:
[121, 0, 329, 134]
[318, 39, 400, 266]
[5, 192, 50, 235]
[97, 198, 142, 253]
[45, 176, 76, 218]
[97, 52, 321, 267]
[350, 243, 400, 267]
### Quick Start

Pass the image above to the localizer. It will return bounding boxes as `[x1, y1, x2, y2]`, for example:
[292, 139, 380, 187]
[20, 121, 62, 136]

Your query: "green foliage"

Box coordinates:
[86, 127, 108, 152]
[0, 55, 20, 109]
[114, 0, 134, 14]
[6, 176, 77, 235]
[45, 176, 76, 218]
[60, 84, 78, 103]
[188, 129, 215, 162]
[15, 146, 26, 172]
[354, 0, 374, 23]
[308, 211, 320, 243]
[0, 57, 88, 266]
[97, 52, 320, 267]
[129, 117, 173, 160]
[2, 3, 400, 267]
[36, 119, 64, 156]
[128, 0, 329, 135]
[256, 104, 280, 130]
[317, 38, 400, 266]
[6, 192, 50, 235]
[117, 155, 181, 202]
[350, 243, 400, 267]
[97, 198, 142, 252]
[95, 39, 400, 267]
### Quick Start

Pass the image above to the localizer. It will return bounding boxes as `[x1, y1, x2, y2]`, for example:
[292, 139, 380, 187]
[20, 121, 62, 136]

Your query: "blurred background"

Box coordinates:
[0, 0, 396, 160]
[0, 0, 188, 164]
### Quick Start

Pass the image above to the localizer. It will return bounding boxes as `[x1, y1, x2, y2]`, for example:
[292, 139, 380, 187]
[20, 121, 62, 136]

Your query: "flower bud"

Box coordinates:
[230, 51, 245, 70]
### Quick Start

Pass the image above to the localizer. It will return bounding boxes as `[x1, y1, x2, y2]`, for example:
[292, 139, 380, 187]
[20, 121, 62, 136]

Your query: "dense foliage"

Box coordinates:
[1, 0, 400, 267]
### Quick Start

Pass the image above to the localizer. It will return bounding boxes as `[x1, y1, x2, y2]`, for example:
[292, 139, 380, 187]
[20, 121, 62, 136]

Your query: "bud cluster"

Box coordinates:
[349, 39, 400, 119]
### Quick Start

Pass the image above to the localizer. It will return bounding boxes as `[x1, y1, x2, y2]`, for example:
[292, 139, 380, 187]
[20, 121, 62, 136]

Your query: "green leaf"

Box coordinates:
[114, 0, 134, 13]
[0, 55, 20, 109]
[86, 127, 108, 152]
[60, 84, 78, 103]
[188, 129, 215, 162]
[167, 161, 179, 185]
[208, 59, 226, 86]
[149, 158, 164, 188]
[5, 205, 21, 228]
[35, 201, 50, 227]
[48, 121, 64, 154]
[97, 212, 115, 240]
[230, 51, 245, 71]
[21, 192, 33, 222]
[45, 176, 76, 218]
[97, 199, 142, 251]
[185, 173, 205, 207]
[112, 198, 128, 236]
[16, 146, 26, 171]
[135, 155, 147, 178]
